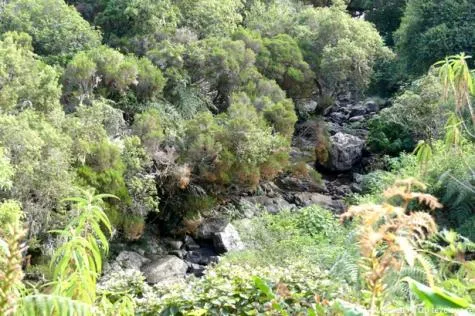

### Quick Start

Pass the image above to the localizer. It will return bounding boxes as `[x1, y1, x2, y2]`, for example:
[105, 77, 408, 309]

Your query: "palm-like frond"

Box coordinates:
[51, 190, 115, 304]
[17, 295, 97, 316]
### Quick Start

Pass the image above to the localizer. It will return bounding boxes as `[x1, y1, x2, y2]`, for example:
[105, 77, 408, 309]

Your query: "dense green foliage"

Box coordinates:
[0, 0, 474, 315]
[0, 0, 101, 64]
[395, 0, 475, 76]
[368, 74, 445, 154]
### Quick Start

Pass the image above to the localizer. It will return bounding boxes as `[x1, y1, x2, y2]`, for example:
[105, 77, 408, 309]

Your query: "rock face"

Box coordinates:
[293, 192, 344, 212]
[276, 172, 327, 193]
[327, 132, 364, 171]
[213, 224, 245, 253]
[240, 195, 296, 215]
[141, 255, 188, 284]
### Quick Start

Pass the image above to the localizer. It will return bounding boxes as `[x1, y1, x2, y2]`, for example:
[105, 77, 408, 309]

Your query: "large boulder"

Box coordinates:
[115, 251, 150, 271]
[141, 255, 188, 284]
[326, 132, 364, 171]
[197, 218, 229, 239]
[213, 224, 245, 253]
[349, 105, 367, 117]
[294, 192, 331, 208]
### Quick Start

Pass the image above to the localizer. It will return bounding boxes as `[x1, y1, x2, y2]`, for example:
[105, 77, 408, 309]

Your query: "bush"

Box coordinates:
[293, 4, 392, 96]
[256, 33, 315, 99]
[0, 32, 62, 114]
[176, 0, 244, 38]
[63, 46, 165, 111]
[0, 0, 101, 63]
[359, 140, 475, 240]
[0, 110, 74, 239]
[181, 103, 290, 191]
[76, 140, 131, 206]
[367, 117, 415, 155]
[395, 0, 475, 76]
[230, 206, 357, 269]
[367, 74, 446, 155]
[297, 206, 340, 239]
[135, 261, 353, 315]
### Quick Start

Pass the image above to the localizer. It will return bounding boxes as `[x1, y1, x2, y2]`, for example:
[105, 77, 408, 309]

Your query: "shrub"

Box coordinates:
[231, 206, 356, 269]
[176, 0, 244, 38]
[367, 74, 445, 155]
[0, 0, 101, 63]
[63, 46, 165, 110]
[293, 3, 392, 95]
[297, 206, 340, 239]
[256, 33, 316, 99]
[367, 117, 415, 155]
[359, 140, 475, 240]
[0, 32, 62, 114]
[0, 111, 74, 240]
[76, 140, 131, 207]
[395, 0, 475, 76]
[181, 103, 290, 191]
[135, 261, 352, 315]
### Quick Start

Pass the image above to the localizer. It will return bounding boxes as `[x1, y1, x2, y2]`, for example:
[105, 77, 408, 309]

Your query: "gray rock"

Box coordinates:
[237, 198, 262, 218]
[276, 172, 326, 193]
[168, 249, 186, 259]
[297, 100, 318, 114]
[165, 239, 183, 250]
[115, 251, 150, 271]
[188, 263, 206, 277]
[333, 185, 352, 196]
[332, 199, 346, 213]
[184, 247, 218, 265]
[330, 112, 348, 124]
[338, 91, 352, 102]
[197, 218, 229, 239]
[326, 122, 343, 135]
[241, 195, 296, 214]
[365, 100, 380, 113]
[327, 132, 365, 171]
[141, 255, 188, 284]
[294, 192, 334, 209]
[353, 173, 364, 184]
[184, 235, 200, 250]
[351, 183, 363, 193]
[350, 106, 367, 117]
[349, 115, 365, 122]
[293, 192, 346, 212]
[288, 144, 315, 163]
[257, 181, 281, 198]
[213, 224, 245, 253]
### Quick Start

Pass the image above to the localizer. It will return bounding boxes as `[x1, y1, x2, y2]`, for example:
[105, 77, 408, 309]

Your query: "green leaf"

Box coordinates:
[405, 278, 471, 309]
[252, 276, 274, 300]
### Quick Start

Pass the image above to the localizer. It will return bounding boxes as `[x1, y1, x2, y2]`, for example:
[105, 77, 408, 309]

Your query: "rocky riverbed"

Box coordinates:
[102, 95, 386, 285]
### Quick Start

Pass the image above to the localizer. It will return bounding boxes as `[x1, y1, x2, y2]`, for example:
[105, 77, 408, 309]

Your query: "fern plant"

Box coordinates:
[341, 179, 441, 315]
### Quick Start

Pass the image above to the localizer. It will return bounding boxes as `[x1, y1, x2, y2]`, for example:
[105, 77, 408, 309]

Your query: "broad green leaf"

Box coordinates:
[406, 278, 470, 309]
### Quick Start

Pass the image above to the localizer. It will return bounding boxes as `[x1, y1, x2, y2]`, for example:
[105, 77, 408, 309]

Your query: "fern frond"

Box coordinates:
[18, 295, 97, 316]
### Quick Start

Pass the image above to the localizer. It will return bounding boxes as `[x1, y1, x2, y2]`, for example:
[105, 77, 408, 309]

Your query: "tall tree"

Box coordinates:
[395, 0, 475, 76]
